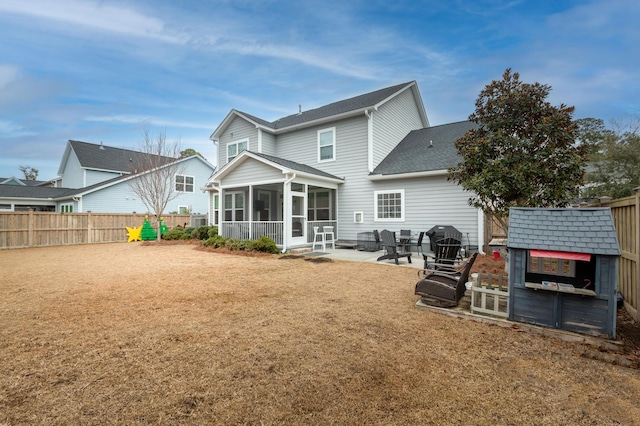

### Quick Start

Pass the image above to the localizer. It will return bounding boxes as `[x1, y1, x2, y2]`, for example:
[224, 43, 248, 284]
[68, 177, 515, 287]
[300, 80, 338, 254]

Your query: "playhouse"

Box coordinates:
[507, 208, 621, 339]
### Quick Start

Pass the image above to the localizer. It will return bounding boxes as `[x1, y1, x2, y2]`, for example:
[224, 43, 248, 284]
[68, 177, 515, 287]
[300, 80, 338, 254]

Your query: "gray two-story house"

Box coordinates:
[206, 81, 484, 252]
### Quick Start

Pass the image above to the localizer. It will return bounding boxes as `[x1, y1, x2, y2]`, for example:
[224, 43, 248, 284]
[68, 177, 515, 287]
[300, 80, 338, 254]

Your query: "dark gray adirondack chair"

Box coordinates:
[376, 230, 412, 265]
[415, 252, 477, 307]
[422, 237, 461, 269]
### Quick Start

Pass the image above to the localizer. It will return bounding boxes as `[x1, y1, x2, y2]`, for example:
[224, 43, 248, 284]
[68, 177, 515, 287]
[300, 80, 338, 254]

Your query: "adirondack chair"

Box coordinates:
[422, 237, 462, 270]
[376, 230, 412, 265]
[415, 252, 478, 307]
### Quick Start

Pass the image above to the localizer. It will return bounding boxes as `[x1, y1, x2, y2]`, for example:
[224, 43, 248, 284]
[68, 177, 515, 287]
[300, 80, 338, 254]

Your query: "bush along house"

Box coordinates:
[507, 207, 621, 339]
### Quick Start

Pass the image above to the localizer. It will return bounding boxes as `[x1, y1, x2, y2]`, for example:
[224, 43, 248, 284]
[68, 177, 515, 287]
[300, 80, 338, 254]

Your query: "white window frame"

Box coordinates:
[227, 139, 248, 163]
[178, 205, 190, 214]
[224, 192, 245, 222]
[175, 174, 194, 193]
[60, 203, 73, 213]
[374, 189, 405, 222]
[317, 127, 336, 163]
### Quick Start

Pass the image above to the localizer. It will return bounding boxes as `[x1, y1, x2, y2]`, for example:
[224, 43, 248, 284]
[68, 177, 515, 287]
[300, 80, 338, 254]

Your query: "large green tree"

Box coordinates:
[448, 69, 589, 233]
[578, 117, 640, 199]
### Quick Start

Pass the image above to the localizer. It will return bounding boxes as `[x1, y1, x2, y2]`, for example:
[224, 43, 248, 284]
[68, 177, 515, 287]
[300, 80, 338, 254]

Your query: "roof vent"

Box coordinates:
[99, 141, 105, 150]
[429, 140, 433, 148]
[298, 104, 302, 115]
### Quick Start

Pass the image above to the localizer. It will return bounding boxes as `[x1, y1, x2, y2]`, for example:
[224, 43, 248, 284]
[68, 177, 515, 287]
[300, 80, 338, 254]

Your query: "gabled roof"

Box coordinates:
[211, 81, 428, 139]
[212, 150, 343, 184]
[58, 140, 174, 175]
[507, 207, 621, 256]
[371, 121, 478, 177]
[0, 177, 56, 187]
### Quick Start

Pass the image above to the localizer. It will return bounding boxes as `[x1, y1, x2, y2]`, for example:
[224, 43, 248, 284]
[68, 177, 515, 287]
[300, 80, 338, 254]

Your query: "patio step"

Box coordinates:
[289, 247, 313, 255]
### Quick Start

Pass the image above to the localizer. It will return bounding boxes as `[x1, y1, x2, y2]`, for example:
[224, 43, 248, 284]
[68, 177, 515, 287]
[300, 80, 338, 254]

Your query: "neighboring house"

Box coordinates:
[0, 140, 215, 214]
[206, 81, 484, 252]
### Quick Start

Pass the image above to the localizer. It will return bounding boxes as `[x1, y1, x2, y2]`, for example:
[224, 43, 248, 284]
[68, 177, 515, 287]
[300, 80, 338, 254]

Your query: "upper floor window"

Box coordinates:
[374, 189, 404, 221]
[318, 128, 335, 162]
[175, 175, 194, 192]
[227, 139, 248, 163]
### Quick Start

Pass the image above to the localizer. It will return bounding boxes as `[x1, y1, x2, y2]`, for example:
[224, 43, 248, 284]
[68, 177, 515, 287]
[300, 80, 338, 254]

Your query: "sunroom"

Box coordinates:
[207, 151, 343, 252]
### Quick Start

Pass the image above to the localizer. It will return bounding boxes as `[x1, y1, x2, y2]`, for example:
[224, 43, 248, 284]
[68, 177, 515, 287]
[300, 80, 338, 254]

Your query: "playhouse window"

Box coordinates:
[527, 252, 575, 277]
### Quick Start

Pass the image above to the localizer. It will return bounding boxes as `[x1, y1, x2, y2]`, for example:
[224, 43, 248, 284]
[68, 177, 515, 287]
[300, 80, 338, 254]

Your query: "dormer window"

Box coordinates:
[318, 128, 335, 162]
[227, 140, 248, 163]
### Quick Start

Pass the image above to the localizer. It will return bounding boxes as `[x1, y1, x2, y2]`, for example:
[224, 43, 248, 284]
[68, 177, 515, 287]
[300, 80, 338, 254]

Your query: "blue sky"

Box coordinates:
[0, 0, 638, 180]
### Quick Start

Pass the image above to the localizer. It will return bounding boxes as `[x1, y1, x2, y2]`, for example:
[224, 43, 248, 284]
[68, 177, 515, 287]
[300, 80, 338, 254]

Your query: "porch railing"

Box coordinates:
[221, 221, 284, 245]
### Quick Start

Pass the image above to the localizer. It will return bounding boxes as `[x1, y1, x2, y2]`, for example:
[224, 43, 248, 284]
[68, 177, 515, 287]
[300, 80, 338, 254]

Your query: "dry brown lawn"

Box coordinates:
[2, 242, 640, 425]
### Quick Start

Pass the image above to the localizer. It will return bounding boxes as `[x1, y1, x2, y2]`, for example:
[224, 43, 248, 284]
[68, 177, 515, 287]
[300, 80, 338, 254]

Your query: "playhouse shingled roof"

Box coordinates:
[507, 207, 621, 256]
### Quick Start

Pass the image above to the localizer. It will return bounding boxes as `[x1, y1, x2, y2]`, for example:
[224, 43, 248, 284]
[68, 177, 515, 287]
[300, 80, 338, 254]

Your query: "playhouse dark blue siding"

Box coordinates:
[507, 208, 621, 339]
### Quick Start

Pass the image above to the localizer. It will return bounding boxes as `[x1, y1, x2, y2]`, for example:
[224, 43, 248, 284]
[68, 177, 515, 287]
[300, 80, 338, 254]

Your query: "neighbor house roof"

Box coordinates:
[371, 120, 478, 176]
[58, 140, 174, 175]
[211, 81, 429, 139]
[0, 184, 81, 200]
[507, 207, 621, 256]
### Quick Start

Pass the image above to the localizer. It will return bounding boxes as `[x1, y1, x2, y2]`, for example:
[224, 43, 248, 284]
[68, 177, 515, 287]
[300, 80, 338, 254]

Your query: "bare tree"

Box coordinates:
[19, 165, 39, 180]
[127, 130, 185, 241]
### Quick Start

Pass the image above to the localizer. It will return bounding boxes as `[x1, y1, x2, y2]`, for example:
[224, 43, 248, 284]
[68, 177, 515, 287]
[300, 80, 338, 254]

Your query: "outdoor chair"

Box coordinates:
[422, 237, 462, 270]
[376, 230, 412, 265]
[323, 226, 335, 249]
[415, 252, 478, 307]
[373, 229, 381, 251]
[312, 226, 325, 251]
[398, 229, 412, 252]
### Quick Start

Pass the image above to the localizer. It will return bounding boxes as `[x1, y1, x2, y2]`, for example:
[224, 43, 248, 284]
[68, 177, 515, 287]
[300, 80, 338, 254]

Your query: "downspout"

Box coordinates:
[282, 172, 296, 253]
[365, 109, 373, 173]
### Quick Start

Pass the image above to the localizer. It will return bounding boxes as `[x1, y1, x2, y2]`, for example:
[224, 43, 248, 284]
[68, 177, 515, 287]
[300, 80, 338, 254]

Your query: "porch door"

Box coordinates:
[290, 191, 306, 245]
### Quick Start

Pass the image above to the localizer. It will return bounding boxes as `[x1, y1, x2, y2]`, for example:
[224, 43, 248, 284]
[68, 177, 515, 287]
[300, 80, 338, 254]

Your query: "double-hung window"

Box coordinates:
[227, 140, 248, 163]
[374, 189, 404, 221]
[175, 175, 194, 192]
[318, 128, 335, 162]
[224, 192, 244, 221]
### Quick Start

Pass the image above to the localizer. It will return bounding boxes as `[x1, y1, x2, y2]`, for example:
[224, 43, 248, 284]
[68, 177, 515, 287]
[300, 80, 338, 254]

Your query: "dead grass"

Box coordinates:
[1, 243, 640, 425]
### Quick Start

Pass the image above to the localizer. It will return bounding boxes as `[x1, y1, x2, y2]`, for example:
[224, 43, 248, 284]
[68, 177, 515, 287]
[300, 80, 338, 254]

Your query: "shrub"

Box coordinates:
[201, 234, 226, 248]
[250, 236, 280, 254]
[163, 227, 191, 240]
[192, 225, 214, 240]
[207, 226, 219, 238]
[223, 238, 252, 251]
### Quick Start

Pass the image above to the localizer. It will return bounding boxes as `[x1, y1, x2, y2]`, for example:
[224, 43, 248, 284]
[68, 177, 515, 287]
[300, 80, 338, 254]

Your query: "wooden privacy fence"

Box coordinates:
[591, 192, 640, 321]
[0, 212, 192, 249]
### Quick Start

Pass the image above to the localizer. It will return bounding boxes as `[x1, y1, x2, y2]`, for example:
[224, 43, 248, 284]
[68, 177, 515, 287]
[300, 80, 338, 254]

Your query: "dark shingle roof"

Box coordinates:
[249, 151, 342, 181]
[0, 185, 81, 199]
[372, 121, 477, 175]
[238, 82, 415, 131]
[69, 140, 174, 172]
[507, 208, 621, 256]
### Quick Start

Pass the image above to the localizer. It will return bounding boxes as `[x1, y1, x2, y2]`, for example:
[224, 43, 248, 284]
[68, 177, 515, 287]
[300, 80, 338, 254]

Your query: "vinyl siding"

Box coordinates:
[222, 158, 285, 187]
[61, 153, 84, 188]
[86, 169, 122, 186]
[337, 174, 479, 248]
[260, 131, 277, 156]
[372, 88, 424, 168]
[79, 157, 213, 214]
[218, 116, 259, 167]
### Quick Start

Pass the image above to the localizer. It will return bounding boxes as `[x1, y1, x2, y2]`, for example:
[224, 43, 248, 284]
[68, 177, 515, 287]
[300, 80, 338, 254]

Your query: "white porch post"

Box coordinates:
[218, 188, 224, 236]
[248, 185, 253, 240]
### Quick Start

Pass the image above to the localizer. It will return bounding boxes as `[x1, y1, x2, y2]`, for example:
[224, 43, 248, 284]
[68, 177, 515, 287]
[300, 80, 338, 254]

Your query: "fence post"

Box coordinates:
[635, 188, 640, 321]
[28, 209, 34, 247]
[87, 211, 93, 244]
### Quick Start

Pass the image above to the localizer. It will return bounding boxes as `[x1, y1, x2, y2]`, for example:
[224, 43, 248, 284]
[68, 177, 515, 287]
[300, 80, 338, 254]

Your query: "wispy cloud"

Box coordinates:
[84, 114, 212, 130]
[0, 0, 188, 43]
